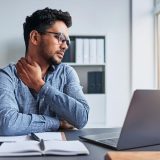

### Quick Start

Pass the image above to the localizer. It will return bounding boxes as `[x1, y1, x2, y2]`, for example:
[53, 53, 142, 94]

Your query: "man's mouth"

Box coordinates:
[57, 52, 64, 59]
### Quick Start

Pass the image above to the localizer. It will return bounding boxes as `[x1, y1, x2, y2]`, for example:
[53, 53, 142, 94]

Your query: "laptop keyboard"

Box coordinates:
[98, 138, 119, 146]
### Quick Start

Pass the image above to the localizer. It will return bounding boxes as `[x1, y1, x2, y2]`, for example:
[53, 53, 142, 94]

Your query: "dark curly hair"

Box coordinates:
[23, 7, 72, 52]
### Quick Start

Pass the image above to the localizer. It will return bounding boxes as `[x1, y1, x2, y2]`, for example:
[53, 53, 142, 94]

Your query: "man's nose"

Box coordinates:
[60, 41, 68, 50]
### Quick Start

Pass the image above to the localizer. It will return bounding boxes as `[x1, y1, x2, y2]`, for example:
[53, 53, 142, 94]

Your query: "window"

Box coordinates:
[155, 0, 160, 87]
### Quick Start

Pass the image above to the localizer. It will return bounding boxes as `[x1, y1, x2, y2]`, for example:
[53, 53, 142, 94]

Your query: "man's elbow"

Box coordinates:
[75, 120, 87, 129]
[74, 107, 89, 129]
[0, 118, 19, 136]
[0, 125, 16, 136]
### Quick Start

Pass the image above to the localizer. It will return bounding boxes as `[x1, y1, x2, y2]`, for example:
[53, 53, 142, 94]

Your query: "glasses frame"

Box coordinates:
[38, 31, 70, 47]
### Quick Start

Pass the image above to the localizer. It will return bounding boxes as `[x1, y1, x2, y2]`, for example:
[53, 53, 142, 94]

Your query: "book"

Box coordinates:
[87, 71, 105, 93]
[69, 39, 76, 62]
[87, 72, 96, 93]
[0, 132, 64, 142]
[106, 151, 160, 160]
[34, 132, 66, 141]
[0, 140, 89, 156]
[83, 39, 90, 64]
[62, 48, 70, 62]
[76, 38, 83, 64]
[89, 39, 97, 64]
[62, 39, 75, 63]
[95, 71, 105, 93]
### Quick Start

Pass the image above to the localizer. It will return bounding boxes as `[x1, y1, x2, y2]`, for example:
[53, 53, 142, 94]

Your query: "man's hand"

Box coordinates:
[59, 120, 75, 130]
[16, 57, 45, 92]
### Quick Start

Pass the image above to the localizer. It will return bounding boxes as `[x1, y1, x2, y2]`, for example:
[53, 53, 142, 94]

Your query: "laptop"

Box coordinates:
[80, 90, 160, 150]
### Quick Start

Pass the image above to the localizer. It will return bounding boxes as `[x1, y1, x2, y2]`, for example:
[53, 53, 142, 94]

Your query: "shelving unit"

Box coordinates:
[63, 35, 106, 127]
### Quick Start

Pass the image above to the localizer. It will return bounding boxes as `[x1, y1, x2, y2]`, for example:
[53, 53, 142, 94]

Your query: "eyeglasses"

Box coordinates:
[39, 31, 70, 47]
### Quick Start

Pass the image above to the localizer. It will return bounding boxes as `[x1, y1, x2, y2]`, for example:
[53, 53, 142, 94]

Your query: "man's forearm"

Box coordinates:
[0, 110, 60, 136]
[39, 83, 89, 129]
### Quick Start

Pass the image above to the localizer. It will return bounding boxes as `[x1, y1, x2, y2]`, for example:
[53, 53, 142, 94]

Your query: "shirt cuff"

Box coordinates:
[44, 115, 60, 131]
[38, 83, 51, 99]
[38, 83, 60, 99]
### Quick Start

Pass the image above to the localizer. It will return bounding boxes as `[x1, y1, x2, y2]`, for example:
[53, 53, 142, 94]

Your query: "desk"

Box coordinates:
[1, 128, 160, 160]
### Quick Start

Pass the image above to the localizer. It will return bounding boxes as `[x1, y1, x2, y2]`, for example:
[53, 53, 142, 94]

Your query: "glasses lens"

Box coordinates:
[66, 39, 70, 47]
[59, 33, 70, 47]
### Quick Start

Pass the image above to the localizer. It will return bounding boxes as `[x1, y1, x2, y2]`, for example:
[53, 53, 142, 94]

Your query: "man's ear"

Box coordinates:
[29, 30, 41, 45]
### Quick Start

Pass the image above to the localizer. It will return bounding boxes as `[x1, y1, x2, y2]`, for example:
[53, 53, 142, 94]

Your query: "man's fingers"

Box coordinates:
[26, 56, 34, 65]
[16, 59, 30, 79]
[60, 120, 74, 129]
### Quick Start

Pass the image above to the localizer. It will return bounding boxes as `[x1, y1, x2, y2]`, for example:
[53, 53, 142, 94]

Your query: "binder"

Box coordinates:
[96, 38, 105, 64]
[76, 38, 83, 64]
[83, 39, 90, 64]
[88, 71, 105, 93]
[89, 39, 97, 64]
[62, 39, 75, 62]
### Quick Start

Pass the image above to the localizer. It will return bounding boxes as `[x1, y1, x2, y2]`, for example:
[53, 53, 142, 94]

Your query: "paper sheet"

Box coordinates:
[0, 132, 63, 142]
[35, 132, 64, 141]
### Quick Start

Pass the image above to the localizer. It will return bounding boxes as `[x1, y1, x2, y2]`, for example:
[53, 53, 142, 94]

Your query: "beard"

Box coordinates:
[50, 55, 62, 65]
[50, 50, 65, 65]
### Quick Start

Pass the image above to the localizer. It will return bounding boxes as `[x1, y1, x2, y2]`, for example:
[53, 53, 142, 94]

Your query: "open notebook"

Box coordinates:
[0, 140, 89, 156]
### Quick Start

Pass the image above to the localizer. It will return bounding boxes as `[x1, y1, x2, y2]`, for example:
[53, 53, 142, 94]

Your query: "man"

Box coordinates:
[0, 8, 89, 135]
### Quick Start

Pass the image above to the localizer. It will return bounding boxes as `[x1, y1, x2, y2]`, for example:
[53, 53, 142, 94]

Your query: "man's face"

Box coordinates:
[38, 21, 69, 65]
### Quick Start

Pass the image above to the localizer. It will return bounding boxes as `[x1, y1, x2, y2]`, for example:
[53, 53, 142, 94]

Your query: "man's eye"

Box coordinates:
[54, 35, 59, 39]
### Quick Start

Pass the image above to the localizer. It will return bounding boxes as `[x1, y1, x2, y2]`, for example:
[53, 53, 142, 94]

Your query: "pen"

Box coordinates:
[30, 133, 41, 141]
[39, 139, 45, 151]
[31, 133, 45, 151]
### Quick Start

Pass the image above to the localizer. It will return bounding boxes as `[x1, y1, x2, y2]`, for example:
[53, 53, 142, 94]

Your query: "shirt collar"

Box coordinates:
[48, 64, 56, 72]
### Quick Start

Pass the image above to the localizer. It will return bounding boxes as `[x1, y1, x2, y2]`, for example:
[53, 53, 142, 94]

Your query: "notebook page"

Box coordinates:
[0, 141, 40, 153]
[0, 135, 30, 142]
[35, 132, 64, 141]
[44, 140, 89, 155]
[0, 132, 64, 142]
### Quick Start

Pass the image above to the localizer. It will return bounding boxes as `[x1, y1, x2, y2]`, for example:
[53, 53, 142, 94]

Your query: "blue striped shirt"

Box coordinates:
[0, 63, 89, 135]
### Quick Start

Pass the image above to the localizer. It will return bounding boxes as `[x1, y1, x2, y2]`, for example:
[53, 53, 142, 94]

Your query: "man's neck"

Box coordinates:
[25, 54, 50, 79]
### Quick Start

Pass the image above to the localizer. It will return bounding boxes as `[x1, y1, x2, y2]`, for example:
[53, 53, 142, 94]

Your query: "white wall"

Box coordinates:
[0, 0, 154, 127]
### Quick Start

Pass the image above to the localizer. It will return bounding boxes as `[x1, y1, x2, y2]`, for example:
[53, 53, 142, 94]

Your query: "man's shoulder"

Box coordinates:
[57, 63, 75, 73]
[58, 63, 72, 68]
[58, 63, 79, 81]
[57, 63, 80, 84]
[0, 63, 16, 77]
